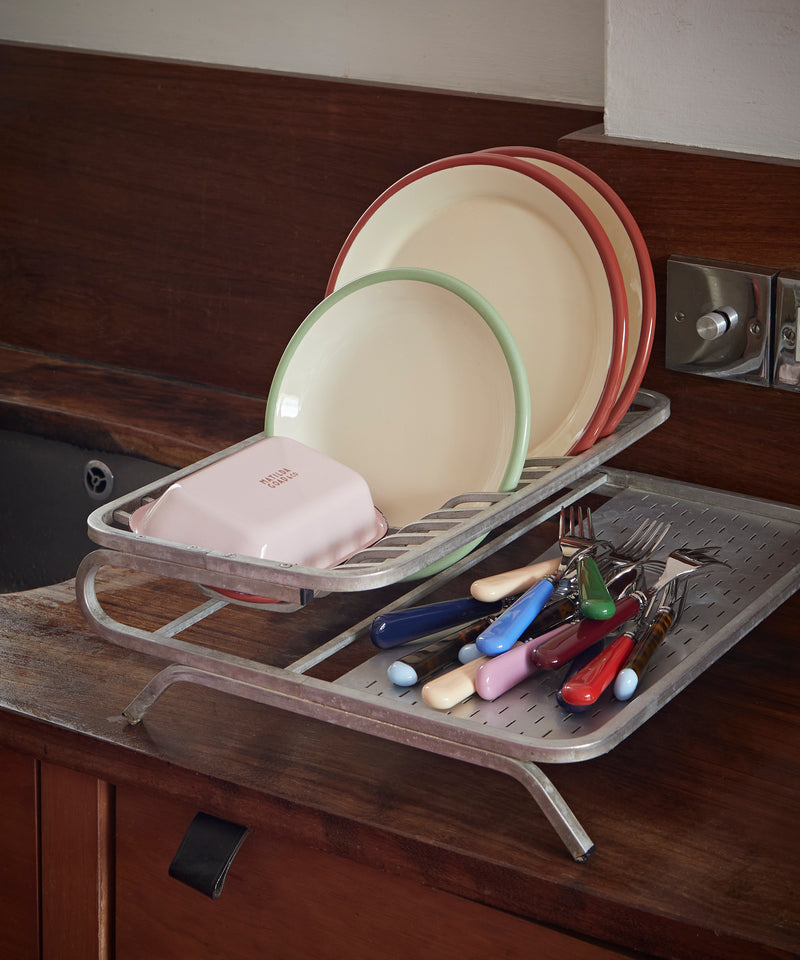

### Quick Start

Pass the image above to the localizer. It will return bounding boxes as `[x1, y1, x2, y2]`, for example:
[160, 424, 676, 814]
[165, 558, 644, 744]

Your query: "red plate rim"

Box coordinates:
[481, 146, 656, 445]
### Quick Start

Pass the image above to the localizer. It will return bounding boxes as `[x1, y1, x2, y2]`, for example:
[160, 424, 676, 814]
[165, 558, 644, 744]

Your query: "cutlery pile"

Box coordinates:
[371, 506, 729, 712]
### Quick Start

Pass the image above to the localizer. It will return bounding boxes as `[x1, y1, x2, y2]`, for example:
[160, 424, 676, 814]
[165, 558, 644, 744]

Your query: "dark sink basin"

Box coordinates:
[0, 429, 172, 592]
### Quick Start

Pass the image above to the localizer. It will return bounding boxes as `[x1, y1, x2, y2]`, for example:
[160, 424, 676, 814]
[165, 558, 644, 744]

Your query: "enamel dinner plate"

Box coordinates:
[265, 268, 530, 574]
[482, 146, 655, 441]
[327, 153, 627, 458]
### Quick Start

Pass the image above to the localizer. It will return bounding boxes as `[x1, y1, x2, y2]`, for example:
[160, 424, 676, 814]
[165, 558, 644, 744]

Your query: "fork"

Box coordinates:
[530, 546, 727, 670]
[554, 506, 616, 619]
[613, 578, 689, 700]
[470, 554, 562, 603]
[558, 579, 688, 710]
[578, 515, 671, 618]
[601, 517, 671, 578]
[474, 507, 594, 656]
[469, 504, 592, 604]
[558, 509, 671, 620]
[472, 560, 664, 701]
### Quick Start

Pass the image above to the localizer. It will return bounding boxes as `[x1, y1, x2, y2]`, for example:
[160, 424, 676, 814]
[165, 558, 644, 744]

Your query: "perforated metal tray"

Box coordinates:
[334, 475, 800, 763]
[77, 450, 800, 860]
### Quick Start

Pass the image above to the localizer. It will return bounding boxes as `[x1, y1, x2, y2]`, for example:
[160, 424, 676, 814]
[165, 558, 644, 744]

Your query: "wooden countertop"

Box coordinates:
[1, 345, 798, 960]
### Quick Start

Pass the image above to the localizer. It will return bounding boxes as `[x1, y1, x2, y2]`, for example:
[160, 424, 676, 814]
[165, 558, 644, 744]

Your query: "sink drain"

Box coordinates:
[84, 459, 114, 500]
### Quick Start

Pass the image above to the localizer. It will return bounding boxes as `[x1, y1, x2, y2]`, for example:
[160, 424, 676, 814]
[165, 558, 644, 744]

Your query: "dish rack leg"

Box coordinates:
[507, 760, 595, 862]
[122, 664, 209, 724]
[121, 663, 595, 862]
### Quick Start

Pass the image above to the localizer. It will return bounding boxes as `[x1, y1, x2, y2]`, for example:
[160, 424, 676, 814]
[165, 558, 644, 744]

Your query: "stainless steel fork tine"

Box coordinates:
[573, 505, 584, 540]
[636, 519, 667, 552]
[615, 519, 650, 554]
[624, 519, 668, 557]
[637, 521, 670, 557]
[583, 507, 592, 540]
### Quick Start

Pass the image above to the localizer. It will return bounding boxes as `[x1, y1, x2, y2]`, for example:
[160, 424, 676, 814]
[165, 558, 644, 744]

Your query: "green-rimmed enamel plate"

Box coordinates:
[265, 267, 530, 577]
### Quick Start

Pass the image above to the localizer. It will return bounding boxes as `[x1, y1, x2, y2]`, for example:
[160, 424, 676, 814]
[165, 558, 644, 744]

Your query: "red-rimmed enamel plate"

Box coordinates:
[327, 153, 627, 458]
[482, 146, 655, 441]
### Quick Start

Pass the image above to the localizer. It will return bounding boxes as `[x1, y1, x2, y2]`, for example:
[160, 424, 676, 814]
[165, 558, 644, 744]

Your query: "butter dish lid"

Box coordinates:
[128, 435, 387, 570]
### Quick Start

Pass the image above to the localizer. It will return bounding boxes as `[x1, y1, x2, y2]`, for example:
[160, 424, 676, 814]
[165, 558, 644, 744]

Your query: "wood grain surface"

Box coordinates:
[0, 746, 40, 959]
[0, 550, 797, 959]
[0, 42, 598, 397]
[0, 40, 798, 960]
[115, 785, 634, 960]
[40, 763, 113, 960]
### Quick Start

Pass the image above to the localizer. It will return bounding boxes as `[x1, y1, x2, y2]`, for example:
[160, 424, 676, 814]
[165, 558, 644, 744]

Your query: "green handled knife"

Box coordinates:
[577, 554, 616, 620]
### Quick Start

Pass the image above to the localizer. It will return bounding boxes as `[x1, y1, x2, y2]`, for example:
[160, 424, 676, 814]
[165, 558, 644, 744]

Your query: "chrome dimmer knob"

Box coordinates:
[696, 306, 739, 340]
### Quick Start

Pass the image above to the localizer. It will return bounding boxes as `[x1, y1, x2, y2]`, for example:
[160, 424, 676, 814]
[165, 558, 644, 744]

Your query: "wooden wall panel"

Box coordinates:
[560, 127, 800, 504]
[1, 43, 797, 504]
[0, 42, 599, 397]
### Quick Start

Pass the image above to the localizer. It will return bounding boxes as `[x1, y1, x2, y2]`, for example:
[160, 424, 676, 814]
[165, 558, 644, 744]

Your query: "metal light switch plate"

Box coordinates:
[665, 255, 776, 386]
[773, 271, 800, 393]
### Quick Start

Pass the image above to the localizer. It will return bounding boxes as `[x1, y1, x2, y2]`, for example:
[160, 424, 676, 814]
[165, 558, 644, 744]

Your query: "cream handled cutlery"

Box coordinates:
[474, 507, 594, 656]
[421, 654, 491, 710]
[469, 555, 561, 603]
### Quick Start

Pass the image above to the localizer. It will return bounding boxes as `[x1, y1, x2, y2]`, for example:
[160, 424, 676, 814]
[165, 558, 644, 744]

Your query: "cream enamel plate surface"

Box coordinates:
[265, 268, 530, 533]
[327, 154, 627, 458]
[483, 146, 655, 440]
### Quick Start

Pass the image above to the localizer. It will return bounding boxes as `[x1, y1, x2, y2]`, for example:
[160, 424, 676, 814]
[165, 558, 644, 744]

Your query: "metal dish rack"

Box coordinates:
[77, 390, 800, 859]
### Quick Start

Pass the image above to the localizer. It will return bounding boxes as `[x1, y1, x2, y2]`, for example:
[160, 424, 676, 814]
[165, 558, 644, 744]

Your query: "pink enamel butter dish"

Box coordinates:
[128, 436, 388, 594]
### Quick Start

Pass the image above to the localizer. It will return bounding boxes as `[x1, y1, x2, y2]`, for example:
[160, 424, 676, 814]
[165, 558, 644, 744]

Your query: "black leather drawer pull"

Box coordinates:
[169, 812, 250, 899]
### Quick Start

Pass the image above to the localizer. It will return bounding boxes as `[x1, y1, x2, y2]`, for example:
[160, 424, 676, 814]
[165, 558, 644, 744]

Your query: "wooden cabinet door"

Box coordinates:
[40, 762, 113, 960]
[115, 784, 629, 960]
[0, 746, 39, 960]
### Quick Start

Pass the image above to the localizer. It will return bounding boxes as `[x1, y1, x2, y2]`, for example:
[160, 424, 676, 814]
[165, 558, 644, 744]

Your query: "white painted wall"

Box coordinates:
[605, 0, 800, 161]
[0, 0, 605, 106]
[1, 0, 798, 159]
